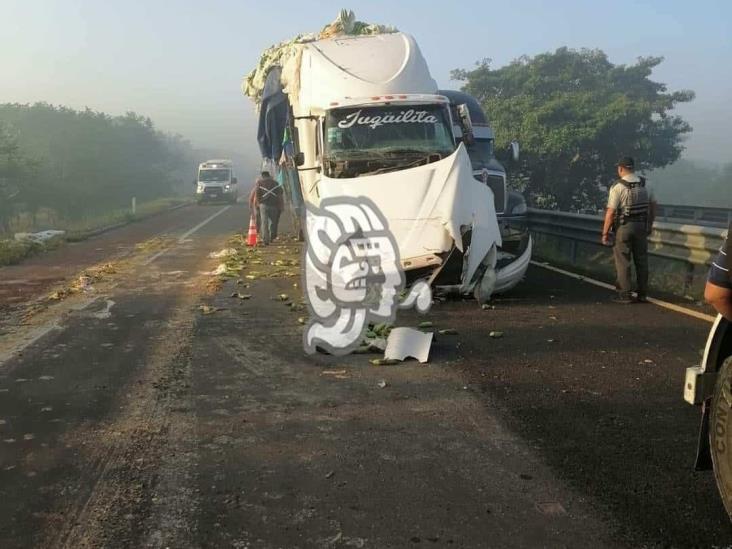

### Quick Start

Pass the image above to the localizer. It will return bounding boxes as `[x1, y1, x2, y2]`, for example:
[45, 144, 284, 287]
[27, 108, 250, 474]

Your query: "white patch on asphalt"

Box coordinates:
[92, 299, 116, 320]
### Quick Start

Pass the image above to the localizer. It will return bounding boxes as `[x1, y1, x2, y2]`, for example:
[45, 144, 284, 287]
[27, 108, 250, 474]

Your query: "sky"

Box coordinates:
[1, 0, 731, 167]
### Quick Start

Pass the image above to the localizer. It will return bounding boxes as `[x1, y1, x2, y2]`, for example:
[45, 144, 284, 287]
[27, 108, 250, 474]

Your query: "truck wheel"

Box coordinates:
[710, 356, 732, 518]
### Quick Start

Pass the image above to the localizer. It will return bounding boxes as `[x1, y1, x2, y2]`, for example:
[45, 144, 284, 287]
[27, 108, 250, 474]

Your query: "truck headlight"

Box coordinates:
[197, 184, 204, 193]
[225, 184, 231, 191]
[511, 201, 527, 215]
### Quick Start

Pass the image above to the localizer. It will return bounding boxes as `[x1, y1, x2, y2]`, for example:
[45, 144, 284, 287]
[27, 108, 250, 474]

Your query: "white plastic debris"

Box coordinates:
[384, 327, 433, 363]
[14, 230, 66, 244]
[208, 248, 238, 259]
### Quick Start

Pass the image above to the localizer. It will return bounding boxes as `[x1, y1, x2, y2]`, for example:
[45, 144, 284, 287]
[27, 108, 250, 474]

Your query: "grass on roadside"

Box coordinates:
[65, 197, 192, 241]
[0, 196, 193, 267]
[0, 239, 43, 266]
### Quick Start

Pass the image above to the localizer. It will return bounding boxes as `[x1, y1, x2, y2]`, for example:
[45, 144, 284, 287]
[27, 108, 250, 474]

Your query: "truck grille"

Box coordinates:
[474, 172, 506, 214]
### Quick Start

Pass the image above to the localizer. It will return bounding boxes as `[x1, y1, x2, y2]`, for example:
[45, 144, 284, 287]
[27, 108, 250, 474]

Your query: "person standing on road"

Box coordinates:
[601, 157, 656, 304]
[254, 170, 284, 246]
[705, 225, 732, 320]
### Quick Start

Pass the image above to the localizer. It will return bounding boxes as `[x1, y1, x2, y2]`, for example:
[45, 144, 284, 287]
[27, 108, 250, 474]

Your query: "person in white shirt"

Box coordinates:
[601, 157, 656, 304]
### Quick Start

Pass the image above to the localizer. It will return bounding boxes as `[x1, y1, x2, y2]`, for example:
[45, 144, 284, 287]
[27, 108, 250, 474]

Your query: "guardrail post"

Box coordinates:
[682, 263, 692, 296]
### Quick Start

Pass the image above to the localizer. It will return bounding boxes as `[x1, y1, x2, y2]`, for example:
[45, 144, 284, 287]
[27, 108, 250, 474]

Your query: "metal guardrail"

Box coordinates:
[527, 208, 727, 266]
[656, 204, 732, 228]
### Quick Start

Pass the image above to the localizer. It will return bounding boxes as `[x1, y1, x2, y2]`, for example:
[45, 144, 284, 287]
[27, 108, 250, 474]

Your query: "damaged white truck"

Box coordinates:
[244, 13, 527, 302]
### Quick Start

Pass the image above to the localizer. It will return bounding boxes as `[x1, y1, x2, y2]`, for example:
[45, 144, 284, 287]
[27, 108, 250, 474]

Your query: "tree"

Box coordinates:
[0, 123, 26, 233]
[452, 48, 695, 210]
[0, 103, 197, 233]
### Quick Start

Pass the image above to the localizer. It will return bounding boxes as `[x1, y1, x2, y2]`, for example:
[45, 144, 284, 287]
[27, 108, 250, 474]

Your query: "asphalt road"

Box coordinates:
[0, 201, 730, 548]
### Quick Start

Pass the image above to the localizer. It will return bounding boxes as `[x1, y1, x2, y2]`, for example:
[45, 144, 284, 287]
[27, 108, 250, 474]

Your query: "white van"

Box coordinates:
[195, 159, 238, 204]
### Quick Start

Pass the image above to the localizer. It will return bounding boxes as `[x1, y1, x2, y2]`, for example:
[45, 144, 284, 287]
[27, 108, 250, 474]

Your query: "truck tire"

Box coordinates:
[710, 356, 732, 518]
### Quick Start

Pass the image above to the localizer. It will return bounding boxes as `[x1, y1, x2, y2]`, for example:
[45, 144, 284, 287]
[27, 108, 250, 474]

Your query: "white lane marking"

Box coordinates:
[143, 205, 231, 265]
[531, 261, 716, 323]
[0, 295, 99, 368]
[178, 205, 231, 243]
[143, 248, 170, 266]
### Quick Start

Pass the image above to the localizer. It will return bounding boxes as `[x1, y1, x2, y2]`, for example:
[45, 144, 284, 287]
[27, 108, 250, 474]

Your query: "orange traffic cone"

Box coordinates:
[246, 214, 258, 246]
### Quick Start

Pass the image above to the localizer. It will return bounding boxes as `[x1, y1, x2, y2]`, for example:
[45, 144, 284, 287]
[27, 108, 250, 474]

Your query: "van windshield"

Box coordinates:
[199, 169, 230, 182]
[323, 104, 454, 178]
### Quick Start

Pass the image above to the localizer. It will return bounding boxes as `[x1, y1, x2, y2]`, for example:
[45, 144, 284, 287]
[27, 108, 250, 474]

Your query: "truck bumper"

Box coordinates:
[684, 366, 718, 405]
[494, 235, 532, 294]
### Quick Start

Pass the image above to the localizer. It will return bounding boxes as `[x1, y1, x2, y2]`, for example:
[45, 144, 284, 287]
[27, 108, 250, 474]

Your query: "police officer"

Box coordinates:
[601, 157, 656, 304]
[705, 224, 732, 320]
[254, 171, 284, 246]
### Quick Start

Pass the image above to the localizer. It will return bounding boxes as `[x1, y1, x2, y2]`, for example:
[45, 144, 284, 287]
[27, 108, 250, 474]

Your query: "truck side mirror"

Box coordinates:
[231, 177, 238, 184]
[510, 140, 520, 162]
[295, 152, 305, 167]
[457, 104, 474, 145]
[192, 179, 197, 186]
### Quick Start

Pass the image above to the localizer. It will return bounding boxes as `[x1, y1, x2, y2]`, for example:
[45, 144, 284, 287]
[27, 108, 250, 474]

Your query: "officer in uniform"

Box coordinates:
[705, 224, 732, 320]
[601, 157, 656, 303]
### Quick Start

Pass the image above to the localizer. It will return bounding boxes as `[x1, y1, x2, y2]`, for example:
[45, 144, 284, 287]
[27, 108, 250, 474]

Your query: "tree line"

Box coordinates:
[453, 48, 700, 210]
[649, 159, 732, 208]
[0, 49, 717, 233]
[0, 103, 196, 233]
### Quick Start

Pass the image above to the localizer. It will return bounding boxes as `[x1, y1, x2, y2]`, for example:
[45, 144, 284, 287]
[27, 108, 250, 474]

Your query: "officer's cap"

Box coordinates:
[616, 157, 635, 170]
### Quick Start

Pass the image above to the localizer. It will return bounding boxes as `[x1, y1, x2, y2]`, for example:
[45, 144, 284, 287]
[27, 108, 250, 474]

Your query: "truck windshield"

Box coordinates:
[465, 138, 494, 168]
[323, 104, 455, 178]
[199, 169, 230, 182]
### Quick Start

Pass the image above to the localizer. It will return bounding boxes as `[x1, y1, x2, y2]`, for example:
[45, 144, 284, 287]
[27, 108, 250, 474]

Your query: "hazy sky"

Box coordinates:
[1, 0, 730, 165]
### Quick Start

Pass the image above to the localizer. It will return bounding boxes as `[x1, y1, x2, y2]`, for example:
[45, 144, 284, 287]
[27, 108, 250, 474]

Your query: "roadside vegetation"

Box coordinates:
[453, 48, 698, 210]
[0, 103, 198, 266]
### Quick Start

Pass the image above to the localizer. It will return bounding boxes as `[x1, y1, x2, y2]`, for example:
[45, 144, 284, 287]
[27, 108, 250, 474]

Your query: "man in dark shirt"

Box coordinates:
[705, 226, 732, 320]
[254, 171, 284, 245]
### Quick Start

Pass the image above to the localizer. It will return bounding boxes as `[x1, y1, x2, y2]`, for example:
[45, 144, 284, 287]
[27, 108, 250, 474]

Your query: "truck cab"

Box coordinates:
[253, 31, 504, 302]
[196, 159, 238, 204]
[439, 90, 531, 292]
